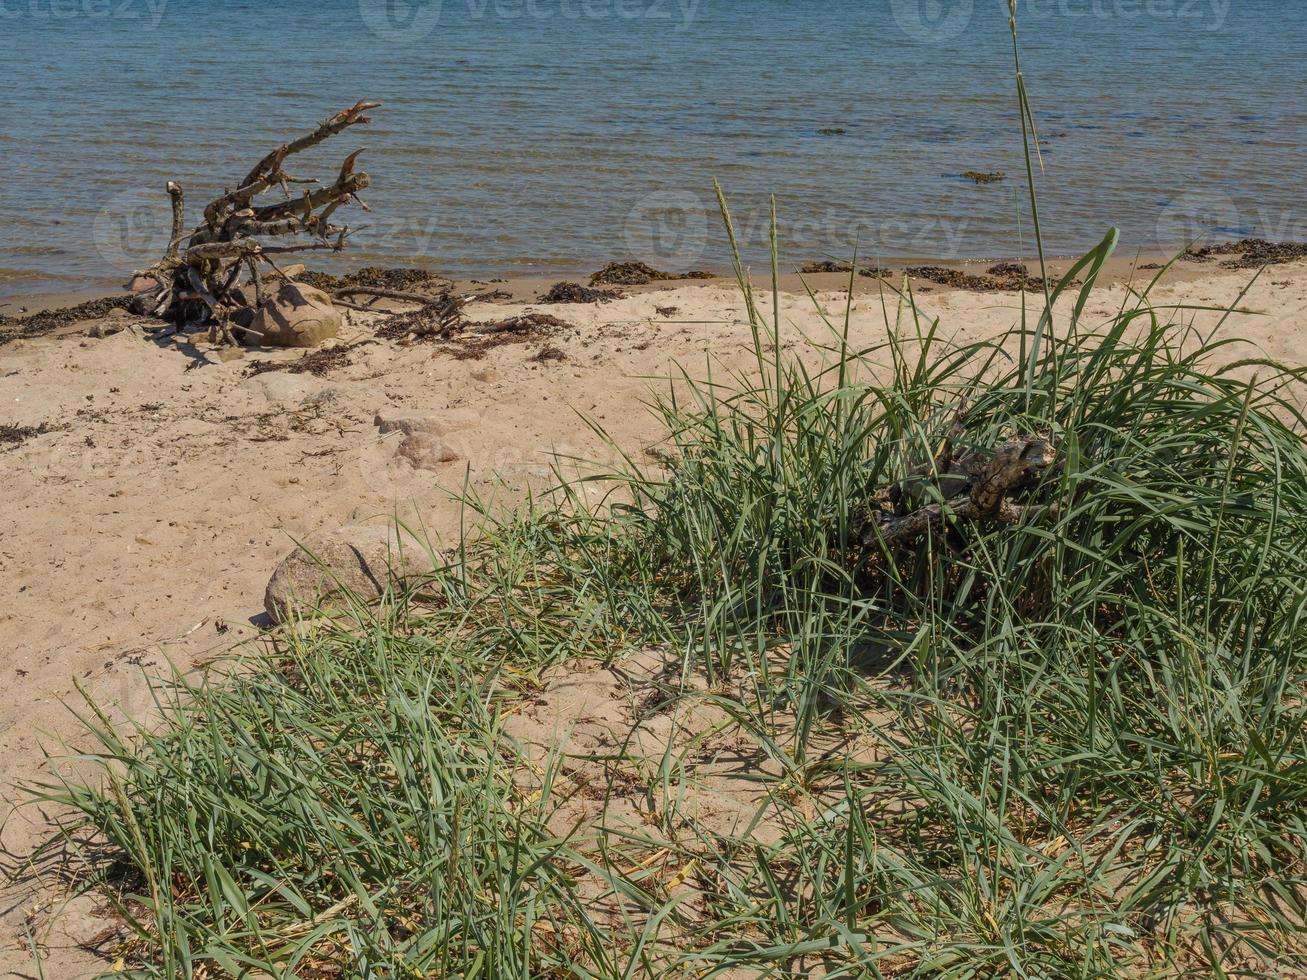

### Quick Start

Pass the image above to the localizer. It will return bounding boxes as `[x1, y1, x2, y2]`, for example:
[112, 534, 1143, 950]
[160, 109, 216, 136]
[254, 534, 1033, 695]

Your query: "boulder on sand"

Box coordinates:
[264, 523, 430, 624]
[251, 281, 342, 348]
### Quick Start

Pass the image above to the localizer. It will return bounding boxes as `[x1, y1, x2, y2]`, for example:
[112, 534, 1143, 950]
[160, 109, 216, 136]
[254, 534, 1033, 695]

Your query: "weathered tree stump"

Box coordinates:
[853, 430, 1060, 552]
[128, 101, 383, 343]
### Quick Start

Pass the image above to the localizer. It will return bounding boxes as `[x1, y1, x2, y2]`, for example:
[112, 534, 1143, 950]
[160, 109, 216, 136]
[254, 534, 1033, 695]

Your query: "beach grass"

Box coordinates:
[28, 204, 1307, 976]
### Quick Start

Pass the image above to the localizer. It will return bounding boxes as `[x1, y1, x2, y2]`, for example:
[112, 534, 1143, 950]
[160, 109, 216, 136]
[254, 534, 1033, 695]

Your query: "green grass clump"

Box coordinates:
[37, 624, 624, 978]
[27, 208, 1307, 977]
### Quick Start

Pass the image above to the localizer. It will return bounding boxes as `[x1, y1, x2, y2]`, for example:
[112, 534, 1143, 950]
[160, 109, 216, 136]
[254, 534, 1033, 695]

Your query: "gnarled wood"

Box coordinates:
[131, 101, 381, 341]
[857, 435, 1059, 550]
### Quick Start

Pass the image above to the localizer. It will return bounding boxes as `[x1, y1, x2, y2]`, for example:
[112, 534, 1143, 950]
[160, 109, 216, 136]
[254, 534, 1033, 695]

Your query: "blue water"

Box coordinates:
[2, 0, 1304, 294]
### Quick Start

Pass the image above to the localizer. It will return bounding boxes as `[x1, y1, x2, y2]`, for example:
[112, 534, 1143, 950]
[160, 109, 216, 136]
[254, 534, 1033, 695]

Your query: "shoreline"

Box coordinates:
[2, 241, 1293, 321]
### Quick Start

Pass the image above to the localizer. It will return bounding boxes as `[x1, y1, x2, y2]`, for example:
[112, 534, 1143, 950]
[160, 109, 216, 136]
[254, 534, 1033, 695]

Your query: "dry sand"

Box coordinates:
[2, 257, 1305, 976]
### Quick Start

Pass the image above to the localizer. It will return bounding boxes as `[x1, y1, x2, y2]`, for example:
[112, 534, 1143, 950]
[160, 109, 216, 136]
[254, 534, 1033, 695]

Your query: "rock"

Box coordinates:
[398, 432, 464, 469]
[251, 282, 341, 348]
[280, 264, 307, 279]
[471, 367, 497, 383]
[264, 523, 430, 624]
[125, 274, 157, 293]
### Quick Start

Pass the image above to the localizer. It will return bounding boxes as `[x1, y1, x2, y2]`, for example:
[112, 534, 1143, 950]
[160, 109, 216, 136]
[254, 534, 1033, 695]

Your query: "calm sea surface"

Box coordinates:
[2, 0, 1305, 295]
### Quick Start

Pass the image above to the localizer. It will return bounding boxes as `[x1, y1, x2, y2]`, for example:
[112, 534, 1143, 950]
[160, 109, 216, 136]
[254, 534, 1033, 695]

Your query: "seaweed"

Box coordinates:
[539, 282, 623, 304]
[906, 262, 1048, 292]
[245, 343, 365, 378]
[374, 292, 468, 341]
[1185, 239, 1307, 269]
[449, 313, 573, 360]
[299, 266, 449, 292]
[959, 170, 1006, 185]
[588, 262, 714, 286]
[1, 422, 56, 447]
[798, 261, 887, 277]
[0, 295, 133, 346]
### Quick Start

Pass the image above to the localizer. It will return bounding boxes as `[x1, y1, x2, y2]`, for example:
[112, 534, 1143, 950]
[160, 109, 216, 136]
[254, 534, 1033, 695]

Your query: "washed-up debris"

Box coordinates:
[1185, 239, 1307, 269]
[300, 266, 449, 292]
[539, 282, 623, 304]
[588, 262, 713, 286]
[798, 260, 888, 277]
[960, 170, 1006, 184]
[245, 342, 365, 378]
[0, 296, 133, 346]
[906, 262, 1048, 292]
[1, 422, 57, 447]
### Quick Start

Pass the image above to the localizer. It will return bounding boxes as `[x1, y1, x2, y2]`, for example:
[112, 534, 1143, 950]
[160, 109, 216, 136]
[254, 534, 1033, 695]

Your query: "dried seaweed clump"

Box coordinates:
[1, 421, 57, 447]
[299, 267, 448, 292]
[245, 343, 364, 378]
[589, 262, 713, 286]
[0, 296, 133, 346]
[798, 261, 887, 277]
[539, 282, 623, 304]
[374, 293, 469, 342]
[906, 263, 1048, 292]
[449, 313, 573, 360]
[1185, 239, 1307, 269]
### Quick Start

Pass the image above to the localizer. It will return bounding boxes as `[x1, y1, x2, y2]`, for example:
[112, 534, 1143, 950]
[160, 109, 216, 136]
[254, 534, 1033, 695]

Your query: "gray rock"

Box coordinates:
[264, 523, 430, 624]
[252, 282, 341, 348]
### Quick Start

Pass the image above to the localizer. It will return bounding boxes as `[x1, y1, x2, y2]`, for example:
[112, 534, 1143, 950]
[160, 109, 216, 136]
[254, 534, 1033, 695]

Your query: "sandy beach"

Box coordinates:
[2, 250, 1305, 975]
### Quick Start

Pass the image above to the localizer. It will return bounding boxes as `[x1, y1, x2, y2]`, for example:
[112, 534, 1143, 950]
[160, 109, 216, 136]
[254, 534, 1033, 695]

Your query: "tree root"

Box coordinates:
[854, 433, 1061, 551]
[129, 101, 381, 341]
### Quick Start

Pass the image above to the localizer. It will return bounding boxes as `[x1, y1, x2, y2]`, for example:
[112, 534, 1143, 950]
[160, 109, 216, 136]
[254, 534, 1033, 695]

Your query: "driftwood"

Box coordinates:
[129, 101, 382, 343]
[854, 429, 1060, 551]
